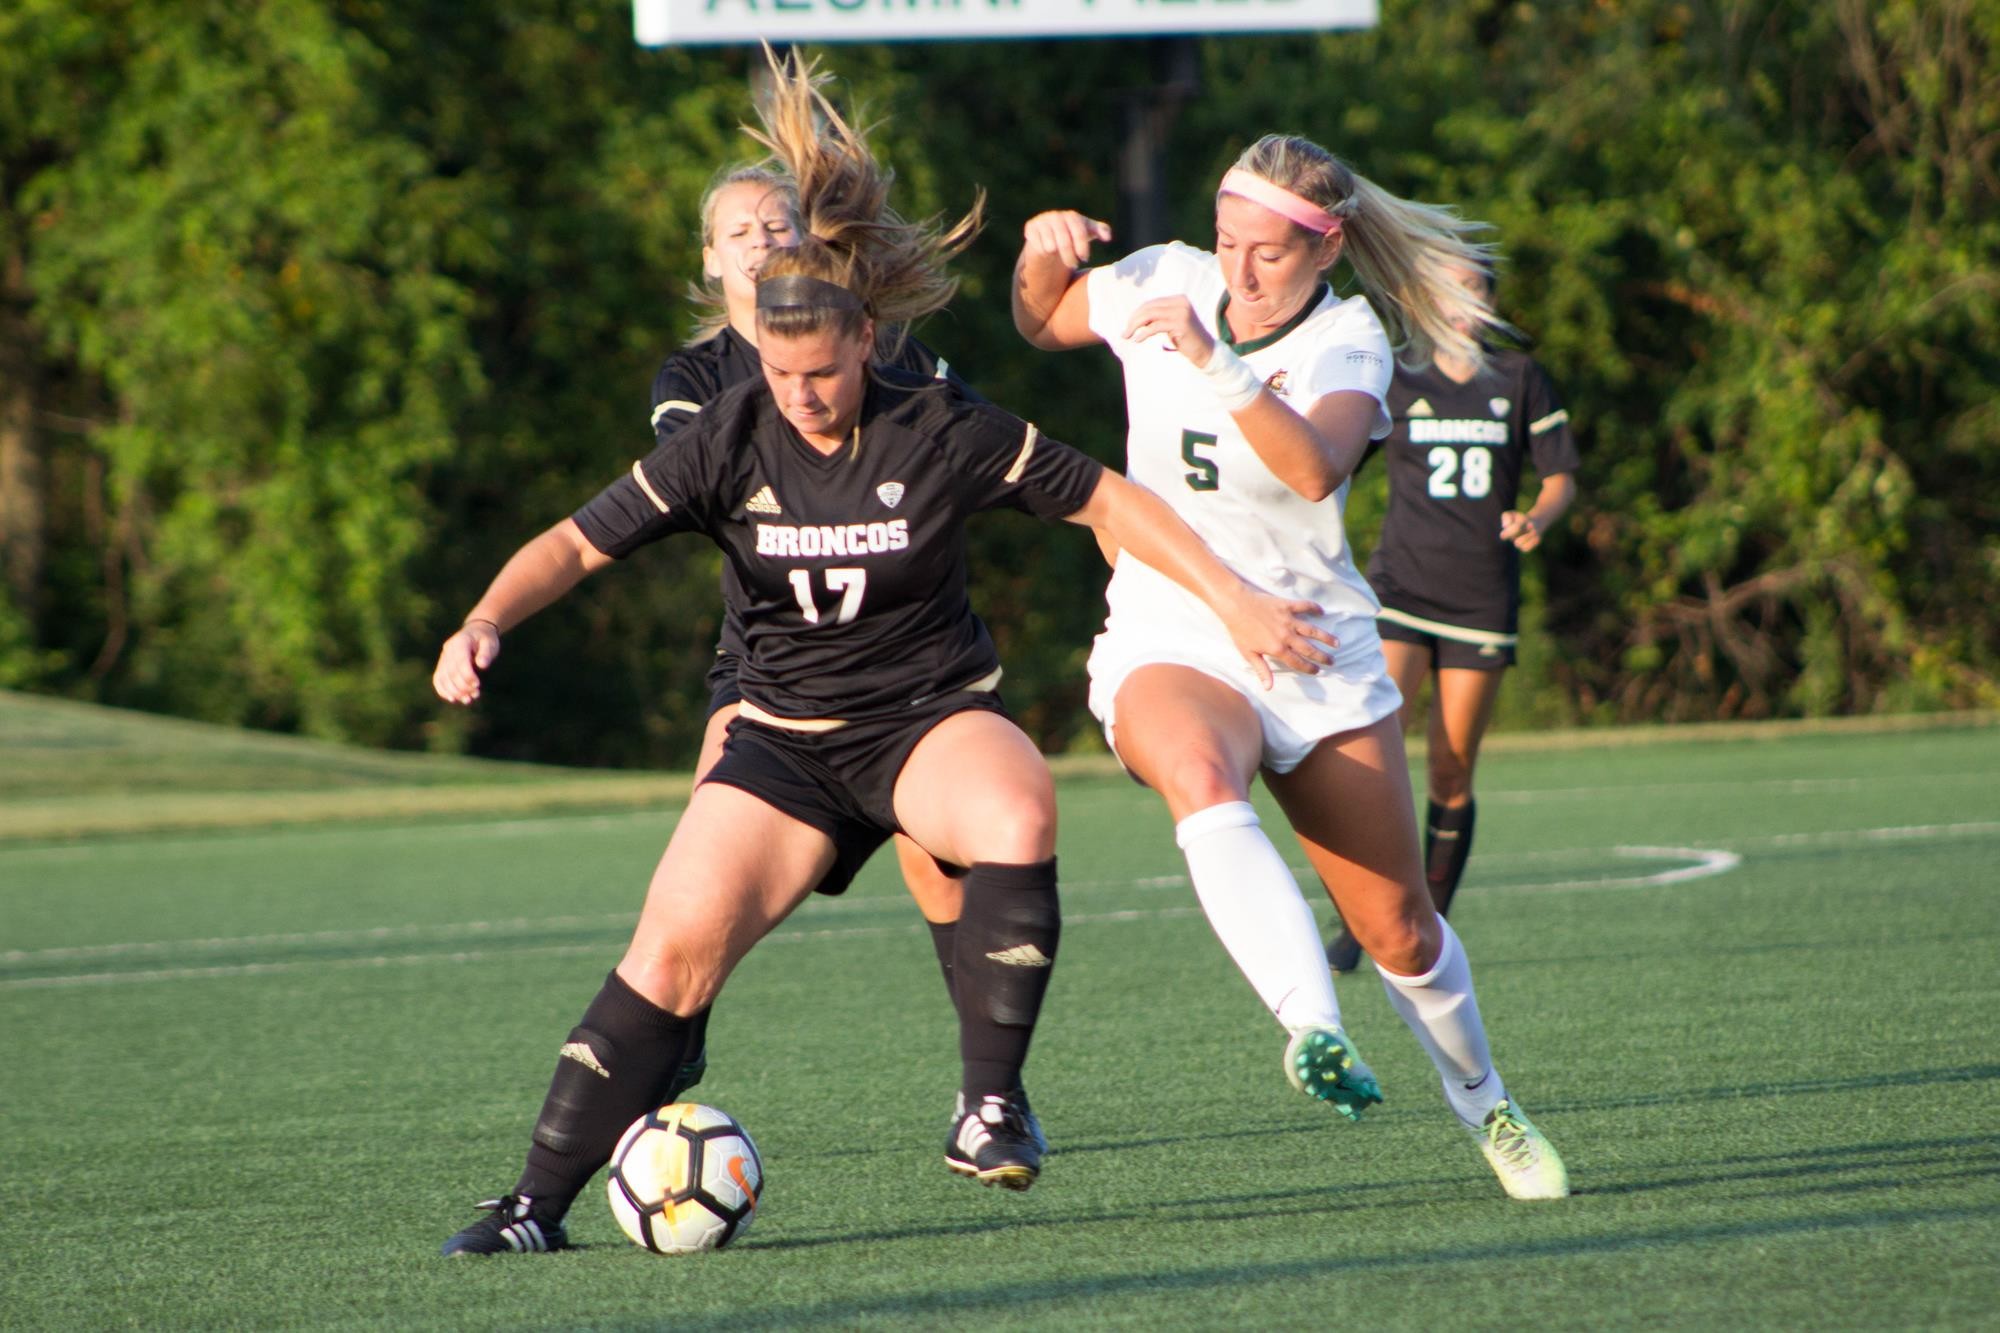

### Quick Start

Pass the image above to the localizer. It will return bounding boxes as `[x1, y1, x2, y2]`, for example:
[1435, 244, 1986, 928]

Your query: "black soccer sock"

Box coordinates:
[514, 969, 694, 1219]
[927, 919, 961, 1016]
[665, 1003, 712, 1100]
[953, 859, 1059, 1100]
[1424, 799, 1477, 917]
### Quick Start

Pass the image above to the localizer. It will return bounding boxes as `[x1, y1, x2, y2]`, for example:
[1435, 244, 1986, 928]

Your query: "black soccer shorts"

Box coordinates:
[700, 690, 1008, 894]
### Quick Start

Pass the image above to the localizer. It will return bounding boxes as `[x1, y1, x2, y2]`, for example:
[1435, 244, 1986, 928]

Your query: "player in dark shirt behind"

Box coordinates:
[1325, 263, 1579, 973]
[430, 49, 1333, 1256]
[646, 152, 988, 1117]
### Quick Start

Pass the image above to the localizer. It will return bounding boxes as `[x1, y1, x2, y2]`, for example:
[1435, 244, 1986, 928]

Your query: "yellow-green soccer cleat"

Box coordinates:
[1476, 1100, 1570, 1200]
[1283, 1024, 1384, 1122]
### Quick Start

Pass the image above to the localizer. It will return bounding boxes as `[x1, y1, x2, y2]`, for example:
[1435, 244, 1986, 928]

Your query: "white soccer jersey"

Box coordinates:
[1085, 242, 1394, 638]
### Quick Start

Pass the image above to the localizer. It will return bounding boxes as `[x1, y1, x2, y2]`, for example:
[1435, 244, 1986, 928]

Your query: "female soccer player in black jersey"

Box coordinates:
[429, 52, 1332, 1256]
[1323, 263, 1579, 972]
[646, 153, 989, 1113]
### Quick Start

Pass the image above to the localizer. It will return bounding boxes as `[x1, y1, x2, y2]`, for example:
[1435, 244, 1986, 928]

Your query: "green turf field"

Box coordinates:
[3, 696, 1996, 1329]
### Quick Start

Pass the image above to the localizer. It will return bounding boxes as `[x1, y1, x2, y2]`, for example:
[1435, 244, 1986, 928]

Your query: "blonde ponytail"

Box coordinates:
[1230, 135, 1503, 369]
[746, 45, 984, 354]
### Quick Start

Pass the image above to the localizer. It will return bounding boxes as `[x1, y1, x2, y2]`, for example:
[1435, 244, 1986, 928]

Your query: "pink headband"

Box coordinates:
[1218, 168, 1342, 236]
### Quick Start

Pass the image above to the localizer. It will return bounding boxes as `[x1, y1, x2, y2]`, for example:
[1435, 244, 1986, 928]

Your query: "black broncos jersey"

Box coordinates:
[1364, 347, 1579, 633]
[648, 327, 960, 664]
[577, 367, 1102, 722]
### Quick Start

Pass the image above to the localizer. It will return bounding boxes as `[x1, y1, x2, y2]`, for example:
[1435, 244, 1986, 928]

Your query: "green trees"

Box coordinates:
[1166, 1, 1999, 722]
[1, 1, 1992, 766]
[3, 2, 489, 737]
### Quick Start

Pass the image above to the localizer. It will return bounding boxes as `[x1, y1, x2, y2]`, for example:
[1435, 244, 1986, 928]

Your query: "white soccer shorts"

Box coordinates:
[1086, 581, 1403, 775]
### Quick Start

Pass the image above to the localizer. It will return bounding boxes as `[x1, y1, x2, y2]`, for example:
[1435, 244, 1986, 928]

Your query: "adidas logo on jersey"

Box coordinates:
[744, 485, 782, 515]
[877, 481, 906, 509]
[985, 943, 1053, 968]
[1408, 398, 1435, 417]
[558, 1041, 610, 1079]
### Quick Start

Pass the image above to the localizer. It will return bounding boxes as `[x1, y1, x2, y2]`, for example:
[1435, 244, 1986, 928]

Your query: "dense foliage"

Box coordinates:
[2, 0, 1993, 765]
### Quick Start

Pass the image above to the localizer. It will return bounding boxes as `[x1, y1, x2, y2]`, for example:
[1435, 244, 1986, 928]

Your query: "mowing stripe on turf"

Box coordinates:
[8, 822, 1994, 990]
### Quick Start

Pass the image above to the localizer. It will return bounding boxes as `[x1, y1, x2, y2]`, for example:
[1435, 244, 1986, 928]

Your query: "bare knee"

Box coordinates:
[618, 941, 722, 1016]
[1352, 901, 1440, 977]
[966, 790, 1057, 863]
[1151, 752, 1253, 822]
[1427, 750, 1475, 806]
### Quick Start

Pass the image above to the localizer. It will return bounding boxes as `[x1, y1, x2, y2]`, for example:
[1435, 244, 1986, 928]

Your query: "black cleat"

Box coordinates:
[1324, 926, 1363, 974]
[674, 1043, 708, 1099]
[945, 1092, 1044, 1191]
[440, 1194, 570, 1256]
[948, 1088, 1049, 1157]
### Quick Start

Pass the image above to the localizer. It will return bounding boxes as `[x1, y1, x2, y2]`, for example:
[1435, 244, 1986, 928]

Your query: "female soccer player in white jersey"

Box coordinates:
[1012, 134, 1568, 1200]
[1323, 263, 1580, 973]
[428, 57, 1334, 1257]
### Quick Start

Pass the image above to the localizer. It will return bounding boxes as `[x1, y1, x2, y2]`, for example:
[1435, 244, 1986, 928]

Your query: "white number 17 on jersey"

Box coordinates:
[788, 567, 867, 625]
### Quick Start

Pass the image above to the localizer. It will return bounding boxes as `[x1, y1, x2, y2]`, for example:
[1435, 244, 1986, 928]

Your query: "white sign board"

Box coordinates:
[636, 0, 1376, 46]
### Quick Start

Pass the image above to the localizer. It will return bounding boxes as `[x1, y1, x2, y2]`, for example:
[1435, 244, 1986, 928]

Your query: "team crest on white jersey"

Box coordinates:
[1488, 397, 1511, 418]
[876, 481, 906, 509]
[1408, 398, 1435, 417]
[744, 485, 782, 515]
[1263, 370, 1290, 397]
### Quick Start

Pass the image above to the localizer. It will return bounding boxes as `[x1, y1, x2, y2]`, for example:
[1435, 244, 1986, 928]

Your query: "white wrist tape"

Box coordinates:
[1198, 342, 1264, 411]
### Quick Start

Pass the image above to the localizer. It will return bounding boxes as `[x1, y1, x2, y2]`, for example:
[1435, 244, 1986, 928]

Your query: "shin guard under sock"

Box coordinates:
[1176, 801, 1341, 1031]
[514, 969, 693, 1218]
[1375, 917, 1505, 1125]
[1425, 799, 1477, 916]
[953, 859, 1059, 1099]
[927, 919, 961, 1016]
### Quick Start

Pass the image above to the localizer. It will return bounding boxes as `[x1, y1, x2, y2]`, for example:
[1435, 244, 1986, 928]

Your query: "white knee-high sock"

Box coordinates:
[1175, 802, 1340, 1033]
[1375, 916, 1506, 1126]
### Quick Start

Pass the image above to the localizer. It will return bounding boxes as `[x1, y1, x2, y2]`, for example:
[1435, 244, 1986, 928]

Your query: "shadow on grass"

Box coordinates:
[744, 1170, 1454, 1254]
[1586, 1133, 2000, 1199]
[651, 1200, 2000, 1331]
[1541, 1063, 2000, 1115]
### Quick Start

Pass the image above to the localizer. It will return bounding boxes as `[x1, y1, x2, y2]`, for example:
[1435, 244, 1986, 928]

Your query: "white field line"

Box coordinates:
[1481, 773, 1990, 804]
[1476, 846, 1739, 894]
[2, 769, 1987, 864]
[0, 908, 1212, 991]
[5, 821, 1993, 991]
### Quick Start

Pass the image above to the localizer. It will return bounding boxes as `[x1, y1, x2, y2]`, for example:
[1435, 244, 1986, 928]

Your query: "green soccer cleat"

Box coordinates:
[1475, 1099, 1570, 1200]
[1283, 1024, 1384, 1122]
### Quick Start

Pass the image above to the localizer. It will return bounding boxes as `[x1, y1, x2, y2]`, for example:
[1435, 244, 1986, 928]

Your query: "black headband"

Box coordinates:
[755, 274, 865, 313]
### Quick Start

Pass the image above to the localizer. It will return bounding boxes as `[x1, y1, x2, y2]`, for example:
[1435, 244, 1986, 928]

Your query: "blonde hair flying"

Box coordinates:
[745, 44, 984, 356]
[1229, 134, 1503, 369]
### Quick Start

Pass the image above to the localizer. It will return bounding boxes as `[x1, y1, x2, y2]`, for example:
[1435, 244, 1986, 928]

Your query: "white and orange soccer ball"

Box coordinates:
[606, 1102, 762, 1253]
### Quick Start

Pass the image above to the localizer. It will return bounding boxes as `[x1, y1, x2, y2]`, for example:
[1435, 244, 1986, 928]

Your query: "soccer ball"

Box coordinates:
[607, 1102, 762, 1253]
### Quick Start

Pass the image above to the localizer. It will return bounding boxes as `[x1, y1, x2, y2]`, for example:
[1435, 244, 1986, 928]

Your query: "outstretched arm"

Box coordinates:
[432, 519, 614, 704]
[1067, 470, 1335, 687]
[1013, 210, 1112, 351]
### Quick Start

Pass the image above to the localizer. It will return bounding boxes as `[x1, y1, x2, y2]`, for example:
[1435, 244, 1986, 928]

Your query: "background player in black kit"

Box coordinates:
[1326, 262, 1579, 973]
[646, 144, 991, 1121]
[430, 50, 1334, 1255]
